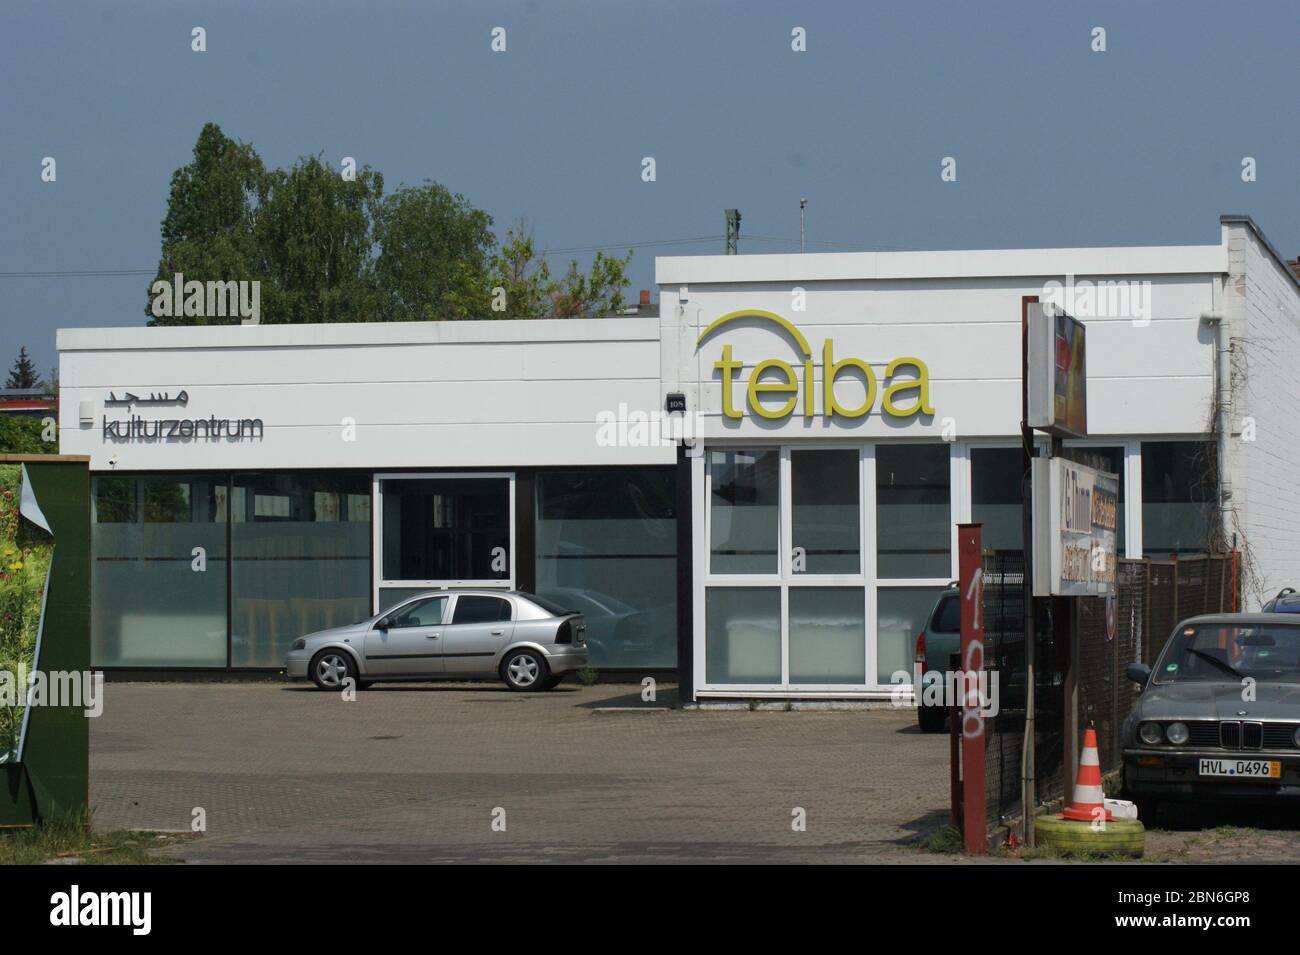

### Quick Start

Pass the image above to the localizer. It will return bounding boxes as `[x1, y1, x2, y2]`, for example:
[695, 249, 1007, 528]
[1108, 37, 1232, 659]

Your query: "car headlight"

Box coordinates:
[1294, 725, 1300, 748]
[291, 638, 307, 651]
[1166, 722, 1189, 745]
[1138, 722, 1164, 745]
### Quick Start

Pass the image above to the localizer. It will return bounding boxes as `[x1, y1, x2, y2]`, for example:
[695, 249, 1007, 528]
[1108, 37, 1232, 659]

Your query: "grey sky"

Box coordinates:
[1, 0, 1295, 375]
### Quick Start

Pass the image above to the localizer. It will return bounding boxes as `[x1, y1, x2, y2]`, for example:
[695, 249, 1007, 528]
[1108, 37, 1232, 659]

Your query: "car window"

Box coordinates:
[1154, 622, 1300, 685]
[520, 592, 573, 616]
[931, 595, 960, 633]
[452, 595, 512, 624]
[387, 596, 447, 629]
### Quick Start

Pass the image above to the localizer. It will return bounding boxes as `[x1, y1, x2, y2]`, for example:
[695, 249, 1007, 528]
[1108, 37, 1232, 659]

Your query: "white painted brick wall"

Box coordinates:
[1225, 222, 1300, 608]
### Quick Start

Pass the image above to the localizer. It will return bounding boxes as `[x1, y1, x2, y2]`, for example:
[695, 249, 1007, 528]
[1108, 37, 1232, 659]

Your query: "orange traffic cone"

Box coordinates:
[1061, 727, 1112, 822]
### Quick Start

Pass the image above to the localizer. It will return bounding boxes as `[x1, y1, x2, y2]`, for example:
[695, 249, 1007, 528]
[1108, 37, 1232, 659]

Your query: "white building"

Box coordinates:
[57, 214, 1300, 699]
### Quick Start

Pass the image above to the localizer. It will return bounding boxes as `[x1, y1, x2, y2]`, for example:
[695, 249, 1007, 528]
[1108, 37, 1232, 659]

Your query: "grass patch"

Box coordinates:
[575, 667, 599, 687]
[918, 824, 964, 854]
[0, 816, 186, 865]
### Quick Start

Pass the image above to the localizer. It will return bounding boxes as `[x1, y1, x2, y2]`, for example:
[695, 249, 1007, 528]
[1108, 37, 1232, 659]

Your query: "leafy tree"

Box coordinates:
[253, 155, 386, 324]
[5, 348, 39, 390]
[148, 126, 634, 325]
[488, 221, 632, 319]
[372, 182, 496, 321]
[147, 123, 267, 326]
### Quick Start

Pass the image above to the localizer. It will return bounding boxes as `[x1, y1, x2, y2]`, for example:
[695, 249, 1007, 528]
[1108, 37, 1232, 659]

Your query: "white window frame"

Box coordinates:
[694, 440, 957, 698]
[371, 471, 516, 611]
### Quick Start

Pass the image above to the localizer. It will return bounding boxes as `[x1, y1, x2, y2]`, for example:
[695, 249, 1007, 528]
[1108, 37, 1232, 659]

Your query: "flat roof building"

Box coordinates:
[57, 215, 1300, 699]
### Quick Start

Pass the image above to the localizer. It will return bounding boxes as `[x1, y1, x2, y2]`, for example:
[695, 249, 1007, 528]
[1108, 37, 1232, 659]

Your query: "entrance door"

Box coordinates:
[372, 472, 515, 611]
[364, 594, 450, 677]
[441, 593, 515, 675]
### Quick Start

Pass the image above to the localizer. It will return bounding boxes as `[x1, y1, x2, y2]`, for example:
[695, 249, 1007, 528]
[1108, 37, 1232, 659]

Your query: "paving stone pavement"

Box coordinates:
[90, 681, 953, 863]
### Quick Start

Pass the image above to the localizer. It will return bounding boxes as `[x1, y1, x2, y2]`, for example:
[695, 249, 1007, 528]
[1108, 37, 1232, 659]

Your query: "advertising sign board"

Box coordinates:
[1027, 303, 1087, 438]
[1031, 457, 1119, 597]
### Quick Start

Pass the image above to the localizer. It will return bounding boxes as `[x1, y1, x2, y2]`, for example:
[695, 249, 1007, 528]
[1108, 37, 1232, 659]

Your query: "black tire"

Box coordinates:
[917, 705, 947, 733]
[541, 675, 563, 690]
[309, 648, 358, 691]
[501, 649, 550, 692]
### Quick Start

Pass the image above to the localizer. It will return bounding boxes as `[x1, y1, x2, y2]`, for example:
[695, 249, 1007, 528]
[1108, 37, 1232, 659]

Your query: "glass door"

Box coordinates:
[372, 472, 515, 611]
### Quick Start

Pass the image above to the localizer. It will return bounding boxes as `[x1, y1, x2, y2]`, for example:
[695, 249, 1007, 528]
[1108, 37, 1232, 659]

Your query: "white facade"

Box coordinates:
[56, 214, 1300, 693]
[58, 318, 671, 472]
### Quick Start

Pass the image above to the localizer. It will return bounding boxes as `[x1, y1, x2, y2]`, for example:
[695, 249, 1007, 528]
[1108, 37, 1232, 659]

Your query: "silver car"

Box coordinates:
[284, 590, 587, 692]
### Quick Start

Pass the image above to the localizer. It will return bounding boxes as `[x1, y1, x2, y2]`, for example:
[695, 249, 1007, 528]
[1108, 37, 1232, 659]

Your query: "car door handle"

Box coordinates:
[426, 632, 440, 639]
[491, 629, 504, 636]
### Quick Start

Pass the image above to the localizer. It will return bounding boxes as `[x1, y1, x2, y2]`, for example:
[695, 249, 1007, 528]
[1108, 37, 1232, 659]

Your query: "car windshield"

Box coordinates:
[1153, 622, 1300, 685]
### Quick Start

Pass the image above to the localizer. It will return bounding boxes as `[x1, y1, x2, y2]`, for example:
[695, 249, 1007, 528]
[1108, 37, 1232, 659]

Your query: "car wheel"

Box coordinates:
[501, 649, 549, 692]
[917, 705, 947, 733]
[310, 649, 357, 691]
[541, 675, 563, 690]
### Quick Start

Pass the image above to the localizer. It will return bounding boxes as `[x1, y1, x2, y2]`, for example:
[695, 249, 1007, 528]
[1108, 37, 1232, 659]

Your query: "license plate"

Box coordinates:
[1198, 758, 1281, 779]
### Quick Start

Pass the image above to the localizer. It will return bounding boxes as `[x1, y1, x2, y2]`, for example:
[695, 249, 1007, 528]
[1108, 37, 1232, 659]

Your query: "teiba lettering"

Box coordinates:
[696, 310, 934, 420]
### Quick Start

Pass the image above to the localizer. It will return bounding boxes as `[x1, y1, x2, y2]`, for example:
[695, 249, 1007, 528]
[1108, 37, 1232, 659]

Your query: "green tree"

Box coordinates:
[147, 123, 267, 326]
[253, 155, 386, 324]
[487, 221, 632, 319]
[148, 126, 634, 325]
[5, 348, 39, 389]
[372, 182, 496, 321]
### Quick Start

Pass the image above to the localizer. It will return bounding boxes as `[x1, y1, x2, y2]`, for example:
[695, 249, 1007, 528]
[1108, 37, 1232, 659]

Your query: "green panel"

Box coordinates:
[0, 461, 90, 826]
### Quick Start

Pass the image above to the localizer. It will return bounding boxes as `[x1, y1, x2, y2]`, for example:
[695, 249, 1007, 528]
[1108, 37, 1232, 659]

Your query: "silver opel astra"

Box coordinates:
[284, 590, 587, 692]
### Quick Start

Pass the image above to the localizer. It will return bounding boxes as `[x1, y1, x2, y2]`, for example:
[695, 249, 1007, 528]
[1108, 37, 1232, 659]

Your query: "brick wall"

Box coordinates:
[1224, 221, 1300, 609]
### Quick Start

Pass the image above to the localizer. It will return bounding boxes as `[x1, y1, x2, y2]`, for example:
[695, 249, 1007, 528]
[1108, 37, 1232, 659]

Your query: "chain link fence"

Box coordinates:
[980, 552, 1237, 829]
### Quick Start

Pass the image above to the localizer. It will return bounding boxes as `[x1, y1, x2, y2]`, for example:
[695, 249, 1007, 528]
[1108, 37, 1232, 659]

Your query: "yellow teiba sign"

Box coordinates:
[696, 310, 934, 420]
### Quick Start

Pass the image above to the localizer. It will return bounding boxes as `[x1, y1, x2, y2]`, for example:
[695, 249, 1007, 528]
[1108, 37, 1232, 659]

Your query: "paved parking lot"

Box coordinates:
[91, 681, 951, 863]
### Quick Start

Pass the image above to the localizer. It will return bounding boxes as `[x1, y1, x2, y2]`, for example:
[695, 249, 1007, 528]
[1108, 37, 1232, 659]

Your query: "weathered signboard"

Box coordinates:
[1031, 457, 1119, 597]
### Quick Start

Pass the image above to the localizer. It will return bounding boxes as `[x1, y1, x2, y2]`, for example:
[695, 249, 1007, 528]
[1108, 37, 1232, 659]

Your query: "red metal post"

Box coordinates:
[957, 523, 987, 854]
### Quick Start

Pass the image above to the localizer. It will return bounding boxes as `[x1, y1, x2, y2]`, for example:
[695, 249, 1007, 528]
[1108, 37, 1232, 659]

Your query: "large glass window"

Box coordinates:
[230, 473, 371, 668]
[92, 475, 228, 667]
[535, 469, 676, 668]
[876, 444, 951, 578]
[971, 447, 1024, 552]
[791, 449, 860, 574]
[705, 587, 781, 684]
[1141, 441, 1214, 556]
[709, 449, 779, 574]
[789, 587, 866, 683]
[380, 477, 510, 582]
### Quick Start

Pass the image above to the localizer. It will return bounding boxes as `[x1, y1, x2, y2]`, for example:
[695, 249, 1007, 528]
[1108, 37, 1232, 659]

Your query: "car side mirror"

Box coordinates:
[1125, 662, 1152, 687]
[375, 618, 390, 632]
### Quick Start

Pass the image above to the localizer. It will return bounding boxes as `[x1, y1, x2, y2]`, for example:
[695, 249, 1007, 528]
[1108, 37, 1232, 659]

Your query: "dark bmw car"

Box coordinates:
[1123, 613, 1300, 819]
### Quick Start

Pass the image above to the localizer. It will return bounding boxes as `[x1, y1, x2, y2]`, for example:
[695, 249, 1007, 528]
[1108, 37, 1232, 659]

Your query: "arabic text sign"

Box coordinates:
[1032, 457, 1118, 597]
[101, 390, 264, 443]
